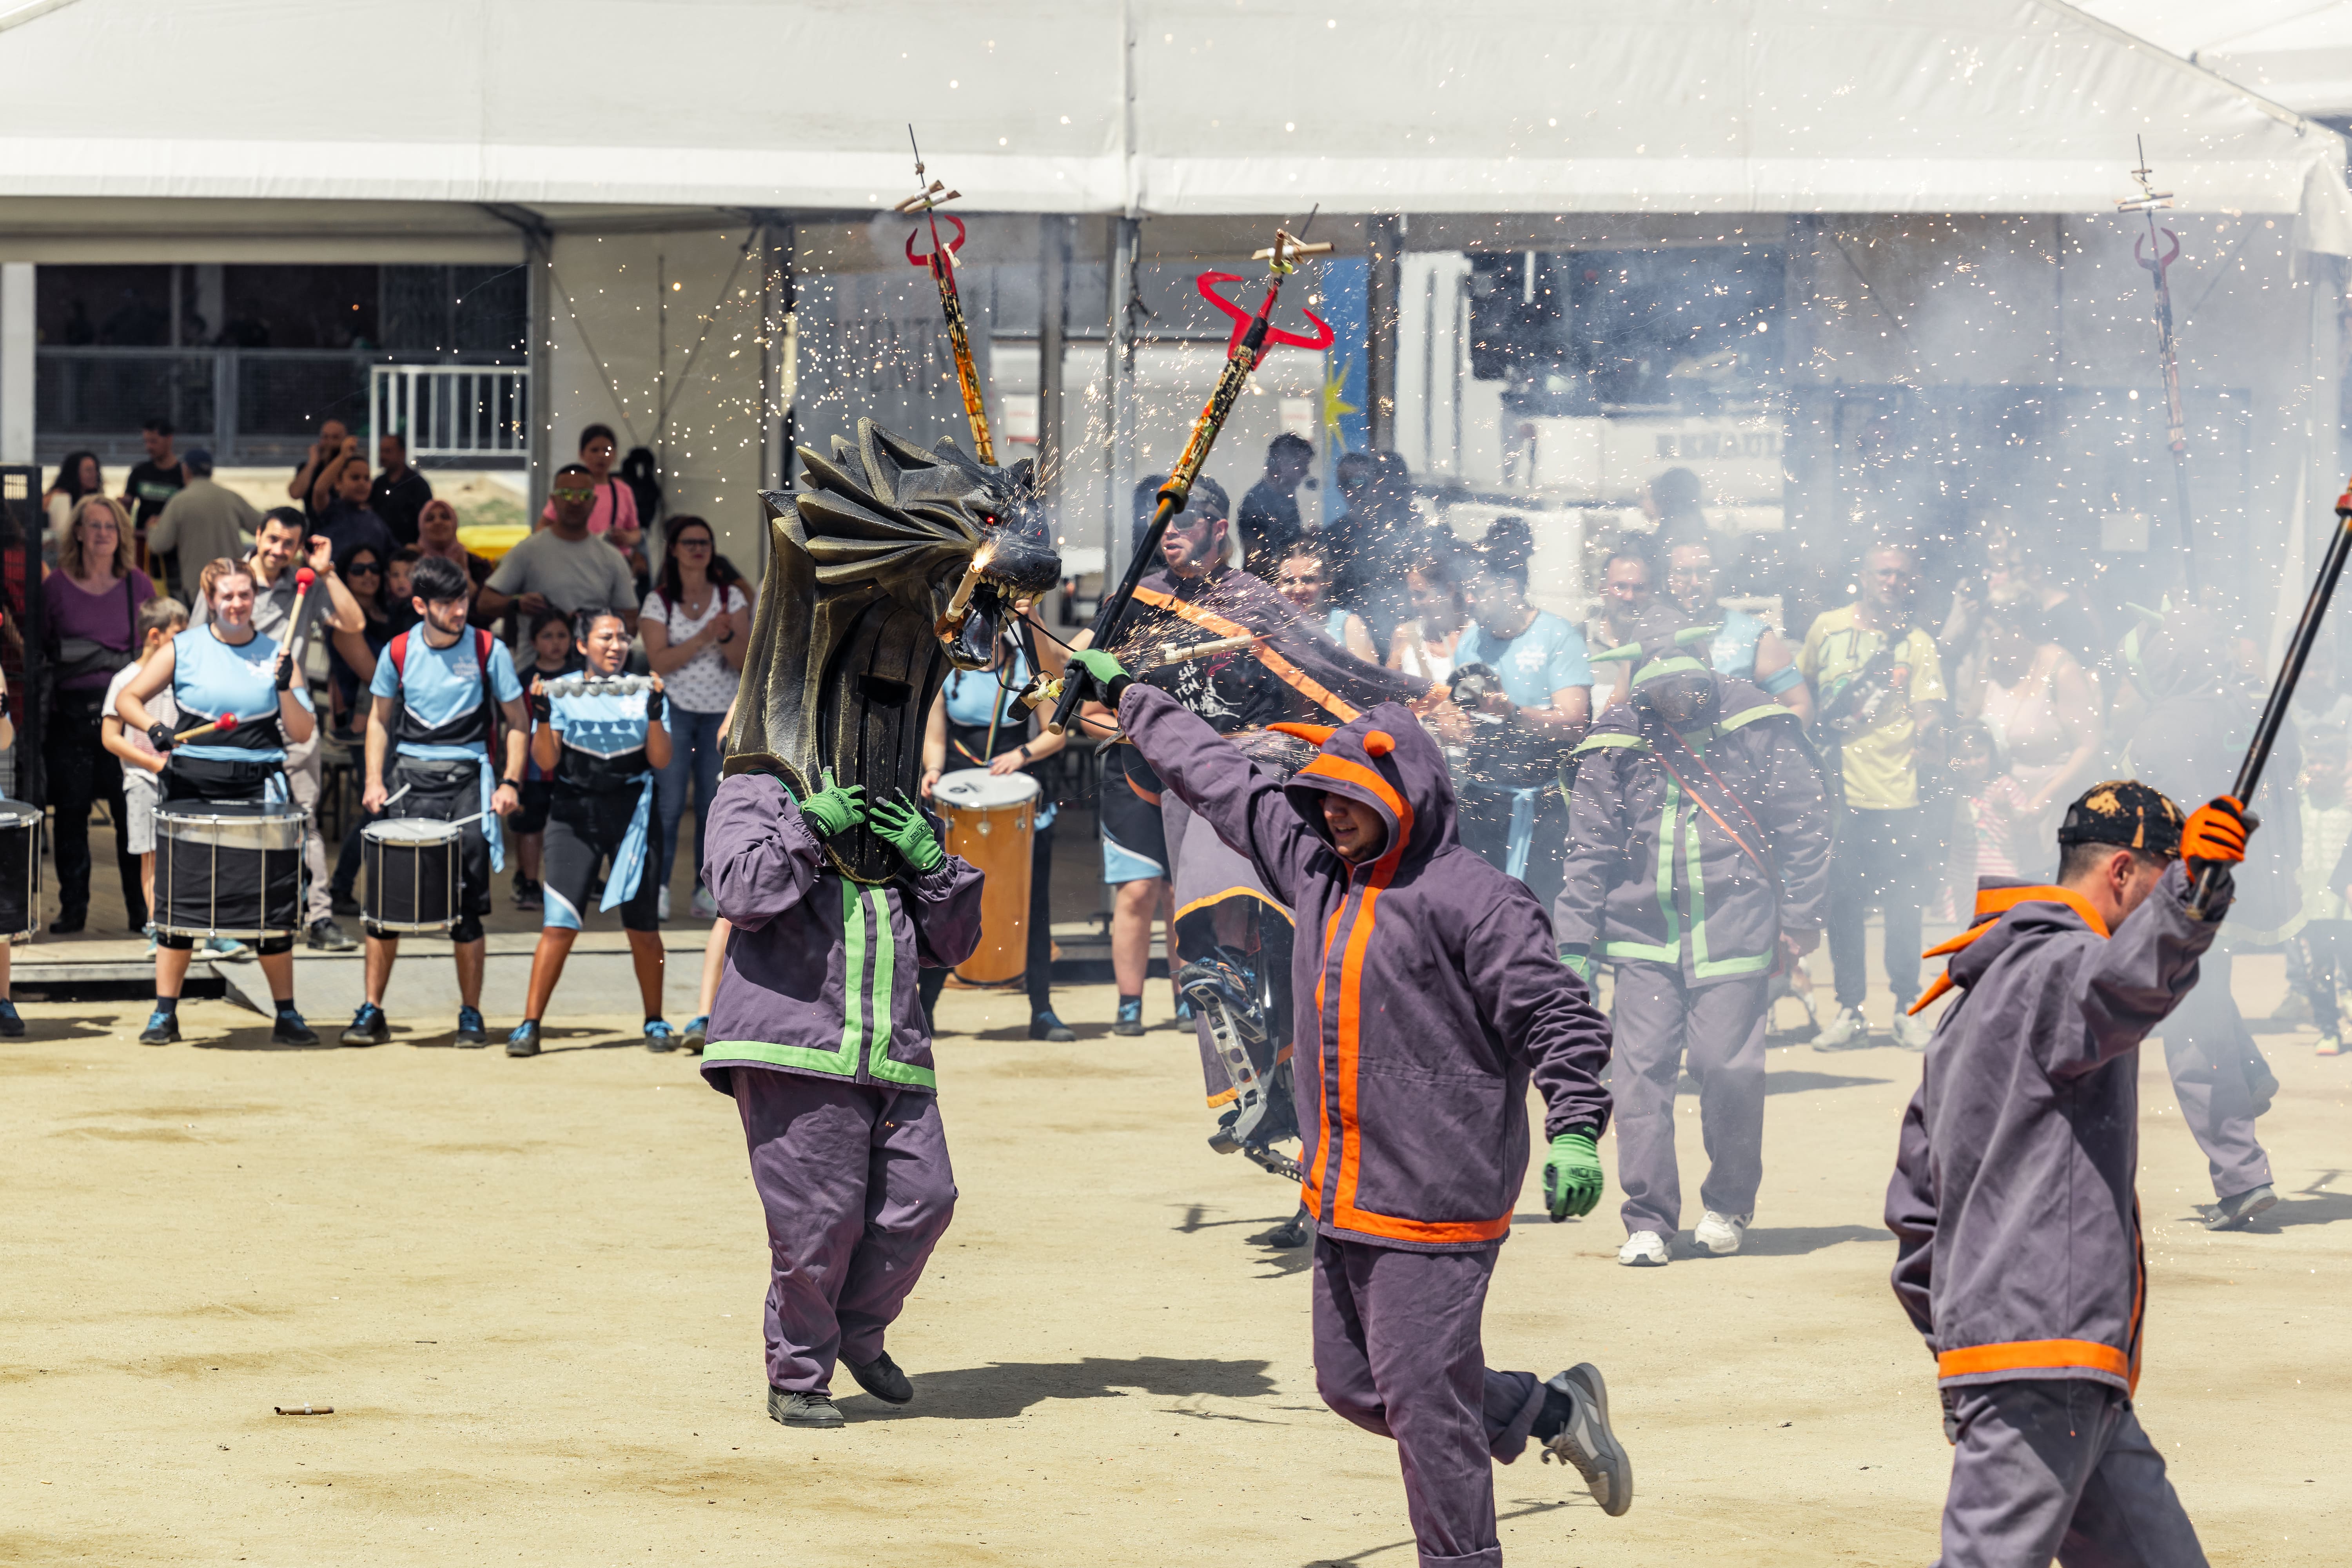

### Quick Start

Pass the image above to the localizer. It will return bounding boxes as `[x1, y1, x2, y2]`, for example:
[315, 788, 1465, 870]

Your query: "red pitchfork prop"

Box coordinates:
[1046, 216, 1334, 736]
[898, 128, 995, 465]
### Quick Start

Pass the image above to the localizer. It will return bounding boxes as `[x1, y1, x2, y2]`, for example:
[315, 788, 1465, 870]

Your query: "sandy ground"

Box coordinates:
[4, 954, 2348, 1568]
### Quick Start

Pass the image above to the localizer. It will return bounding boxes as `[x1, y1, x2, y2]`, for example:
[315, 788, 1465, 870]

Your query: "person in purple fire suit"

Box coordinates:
[1887, 780, 2252, 1566]
[1069, 643, 1637, 1568]
[698, 768, 983, 1430]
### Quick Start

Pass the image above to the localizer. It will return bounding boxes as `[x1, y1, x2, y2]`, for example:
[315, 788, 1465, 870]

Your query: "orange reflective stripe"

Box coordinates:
[1916, 884, 2111, 1011]
[1130, 585, 1360, 722]
[1331, 877, 1384, 1229]
[1935, 1339, 2131, 1381]
[1310, 894, 1348, 1201]
[1125, 771, 1161, 807]
[1174, 886, 1290, 926]
[1334, 1205, 1517, 1246]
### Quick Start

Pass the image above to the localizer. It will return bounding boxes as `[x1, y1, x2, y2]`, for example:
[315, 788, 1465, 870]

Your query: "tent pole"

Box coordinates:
[1367, 213, 1403, 452]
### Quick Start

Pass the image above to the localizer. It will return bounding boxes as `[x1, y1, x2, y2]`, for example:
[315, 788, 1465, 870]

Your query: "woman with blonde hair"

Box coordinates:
[44, 495, 155, 933]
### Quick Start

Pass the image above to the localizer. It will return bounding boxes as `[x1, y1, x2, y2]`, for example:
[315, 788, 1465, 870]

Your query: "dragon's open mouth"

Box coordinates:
[943, 539, 1062, 668]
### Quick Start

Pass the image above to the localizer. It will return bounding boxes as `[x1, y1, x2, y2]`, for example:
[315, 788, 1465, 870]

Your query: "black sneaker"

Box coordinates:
[330, 890, 363, 918]
[843, 1350, 913, 1406]
[680, 1014, 709, 1054]
[643, 1019, 678, 1053]
[0, 1000, 23, 1038]
[506, 1020, 541, 1058]
[1112, 1000, 1144, 1038]
[272, 1011, 320, 1047]
[455, 1006, 488, 1047]
[1540, 1364, 1633, 1517]
[1029, 1010, 1076, 1042]
[306, 918, 358, 953]
[1251, 1205, 1313, 1249]
[138, 1009, 180, 1046]
[513, 877, 542, 910]
[767, 1387, 844, 1428]
[341, 1003, 389, 1047]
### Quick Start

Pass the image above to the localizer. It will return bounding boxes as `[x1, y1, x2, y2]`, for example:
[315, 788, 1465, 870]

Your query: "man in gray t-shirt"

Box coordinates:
[478, 464, 640, 634]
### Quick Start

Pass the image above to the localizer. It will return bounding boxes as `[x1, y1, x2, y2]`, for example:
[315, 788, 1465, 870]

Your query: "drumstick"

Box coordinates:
[168, 710, 240, 747]
[275, 568, 318, 690]
[381, 783, 412, 809]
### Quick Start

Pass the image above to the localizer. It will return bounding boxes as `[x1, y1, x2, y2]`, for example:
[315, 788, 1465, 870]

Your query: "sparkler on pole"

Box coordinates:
[2118, 137, 2194, 578]
[1045, 216, 1335, 735]
[898, 127, 995, 465]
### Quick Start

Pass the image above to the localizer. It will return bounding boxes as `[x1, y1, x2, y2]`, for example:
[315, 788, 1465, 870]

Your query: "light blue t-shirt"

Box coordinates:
[171, 625, 311, 764]
[369, 628, 524, 760]
[942, 655, 1032, 728]
[1456, 610, 1593, 711]
[549, 682, 653, 760]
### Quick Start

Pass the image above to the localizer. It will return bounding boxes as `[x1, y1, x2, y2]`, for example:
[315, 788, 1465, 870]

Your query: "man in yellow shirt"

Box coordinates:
[1801, 543, 1948, 1049]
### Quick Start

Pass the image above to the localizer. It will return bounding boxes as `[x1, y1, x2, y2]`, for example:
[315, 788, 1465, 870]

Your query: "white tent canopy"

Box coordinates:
[0, 0, 2346, 245]
[2079, 3, 2352, 121]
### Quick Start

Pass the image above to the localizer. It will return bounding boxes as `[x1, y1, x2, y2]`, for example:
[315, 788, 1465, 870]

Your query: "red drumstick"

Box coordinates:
[276, 566, 318, 691]
[169, 710, 241, 747]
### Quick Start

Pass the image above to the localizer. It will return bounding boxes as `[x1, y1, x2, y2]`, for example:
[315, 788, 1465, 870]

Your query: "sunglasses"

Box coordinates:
[347, 561, 382, 576]
[551, 487, 594, 502]
[675, 537, 713, 550]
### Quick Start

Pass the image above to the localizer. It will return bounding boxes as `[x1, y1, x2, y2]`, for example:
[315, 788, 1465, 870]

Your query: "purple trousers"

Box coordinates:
[733, 1068, 957, 1394]
[1313, 1237, 1547, 1568]
[2155, 951, 2274, 1200]
[1610, 966, 1768, 1239]
[1938, 1380, 2206, 1567]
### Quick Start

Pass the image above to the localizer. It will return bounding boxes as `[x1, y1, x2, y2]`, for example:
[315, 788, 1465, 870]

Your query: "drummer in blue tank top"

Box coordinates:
[1273, 544, 1379, 662]
[115, 555, 323, 1046]
[505, 606, 673, 1057]
[342, 554, 530, 1049]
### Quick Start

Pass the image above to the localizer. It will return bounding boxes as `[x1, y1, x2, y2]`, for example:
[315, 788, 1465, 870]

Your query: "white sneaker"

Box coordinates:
[1617, 1231, 1670, 1267]
[1814, 1005, 1870, 1050]
[691, 886, 718, 920]
[1891, 1011, 1936, 1052]
[657, 886, 672, 922]
[1692, 1210, 1749, 1256]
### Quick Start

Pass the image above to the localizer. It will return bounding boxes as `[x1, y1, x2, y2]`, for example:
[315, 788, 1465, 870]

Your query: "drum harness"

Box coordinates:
[385, 625, 511, 873]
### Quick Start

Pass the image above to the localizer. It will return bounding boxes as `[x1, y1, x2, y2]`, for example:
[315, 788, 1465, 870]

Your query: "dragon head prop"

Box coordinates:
[725, 418, 1062, 882]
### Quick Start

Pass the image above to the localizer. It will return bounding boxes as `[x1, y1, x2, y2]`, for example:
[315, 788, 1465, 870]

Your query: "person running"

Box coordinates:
[1069, 642, 1637, 1559]
[114, 557, 323, 1046]
[506, 608, 673, 1056]
[343, 555, 530, 1048]
[1888, 782, 2252, 1565]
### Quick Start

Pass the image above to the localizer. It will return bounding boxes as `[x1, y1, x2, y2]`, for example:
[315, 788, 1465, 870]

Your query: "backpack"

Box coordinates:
[386, 624, 501, 747]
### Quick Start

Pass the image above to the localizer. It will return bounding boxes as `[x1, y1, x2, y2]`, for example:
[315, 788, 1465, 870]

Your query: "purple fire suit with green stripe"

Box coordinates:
[698, 772, 984, 1396]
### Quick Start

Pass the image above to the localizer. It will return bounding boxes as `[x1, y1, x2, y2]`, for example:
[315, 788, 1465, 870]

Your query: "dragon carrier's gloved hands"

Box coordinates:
[2183, 795, 2251, 869]
[1543, 1131, 1604, 1222]
[795, 770, 867, 840]
[1069, 647, 1133, 706]
[869, 792, 945, 874]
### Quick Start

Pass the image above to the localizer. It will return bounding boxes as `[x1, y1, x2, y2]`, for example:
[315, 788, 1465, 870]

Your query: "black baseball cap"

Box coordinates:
[2057, 780, 2184, 857]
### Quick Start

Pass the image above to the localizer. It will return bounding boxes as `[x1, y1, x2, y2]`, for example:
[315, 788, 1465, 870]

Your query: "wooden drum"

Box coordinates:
[933, 768, 1038, 985]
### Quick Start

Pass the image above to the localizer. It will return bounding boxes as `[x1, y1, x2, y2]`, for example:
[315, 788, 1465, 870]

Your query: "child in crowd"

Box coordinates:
[511, 609, 585, 909]
[1935, 722, 2029, 922]
[2292, 724, 2352, 1053]
[385, 548, 422, 638]
[100, 597, 246, 962]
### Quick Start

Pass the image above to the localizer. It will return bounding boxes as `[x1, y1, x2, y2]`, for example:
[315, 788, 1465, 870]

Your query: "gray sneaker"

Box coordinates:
[768, 1387, 844, 1428]
[2203, 1184, 2278, 1232]
[1541, 1363, 1633, 1517]
[1813, 1005, 1869, 1050]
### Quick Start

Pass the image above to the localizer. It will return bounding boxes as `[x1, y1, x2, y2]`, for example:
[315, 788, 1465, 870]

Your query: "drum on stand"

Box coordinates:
[933, 768, 1038, 985]
[363, 818, 461, 935]
[155, 801, 304, 940]
[0, 800, 43, 942]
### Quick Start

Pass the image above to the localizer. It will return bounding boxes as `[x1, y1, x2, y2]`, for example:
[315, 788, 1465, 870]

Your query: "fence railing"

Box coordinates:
[34, 348, 526, 467]
[370, 364, 530, 463]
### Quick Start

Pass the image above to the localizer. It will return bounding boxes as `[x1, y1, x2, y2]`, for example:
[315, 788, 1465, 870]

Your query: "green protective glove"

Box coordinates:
[868, 792, 946, 875]
[1542, 1131, 1604, 1222]
[795, 769, 866, 840]
[1069, 646, 1133, 705]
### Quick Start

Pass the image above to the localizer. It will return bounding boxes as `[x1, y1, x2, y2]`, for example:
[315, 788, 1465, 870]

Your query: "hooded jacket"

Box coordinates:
[1119, 684, 1614, 1252]
[696, 773, 984, 1097]
[1554, 678, 1829, 986]
[1884, 864, 2223, 1393]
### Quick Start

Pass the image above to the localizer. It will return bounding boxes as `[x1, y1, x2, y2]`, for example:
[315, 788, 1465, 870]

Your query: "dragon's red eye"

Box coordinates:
[978, 512, 1000, 527]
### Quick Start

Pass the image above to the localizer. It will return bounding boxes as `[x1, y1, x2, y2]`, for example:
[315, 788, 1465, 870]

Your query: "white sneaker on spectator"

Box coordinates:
[1693, 1210, 1748, 1256]
[1617, 1231, 1670, 1267]
[1892, 1011, 1936, 1052]
[1815, 1005, 1870, 1050]
[691, 886, 718, 920]
[657, 886, 672, 922]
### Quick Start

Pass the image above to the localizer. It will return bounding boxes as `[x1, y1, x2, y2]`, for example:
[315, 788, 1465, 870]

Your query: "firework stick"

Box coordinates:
[1133, 632, 1262, 670]
[2187, 479, 2352, 918]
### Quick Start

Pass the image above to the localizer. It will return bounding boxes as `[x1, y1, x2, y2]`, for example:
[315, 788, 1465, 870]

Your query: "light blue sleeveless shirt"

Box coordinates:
[171, 624, 299, 764]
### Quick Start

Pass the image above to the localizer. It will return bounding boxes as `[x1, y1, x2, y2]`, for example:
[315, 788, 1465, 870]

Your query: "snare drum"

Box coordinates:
[155, 801, 305, 941]
[933, 768, 1040, 985]
[363, 818, 461, 935]
[0, 800, 42, 942]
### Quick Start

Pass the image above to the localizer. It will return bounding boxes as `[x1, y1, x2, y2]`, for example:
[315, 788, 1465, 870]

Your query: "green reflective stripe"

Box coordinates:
[1718, 702, 1794, 733]
[1604, 779, 1685, 964]
[1573, 731, 1647, 755]
[705, 1040, 862, 1074]
[1675, 753, 1778, 980]
[838, 879, 869, 1062]
[866, 887, 936, 1089]
[1632, 653, 1708, 684]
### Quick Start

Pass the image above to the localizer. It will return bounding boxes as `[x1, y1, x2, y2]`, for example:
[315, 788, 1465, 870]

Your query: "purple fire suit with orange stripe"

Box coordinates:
[1886, 867, 2222, 1566]
[1121, 686, 1613, 1568]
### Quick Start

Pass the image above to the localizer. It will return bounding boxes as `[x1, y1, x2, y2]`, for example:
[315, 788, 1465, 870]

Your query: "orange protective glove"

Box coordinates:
[2182, 796, 2250, 866]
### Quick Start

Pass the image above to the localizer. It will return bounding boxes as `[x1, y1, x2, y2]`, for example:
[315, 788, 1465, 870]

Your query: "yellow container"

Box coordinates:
[457, 522, 532, 563]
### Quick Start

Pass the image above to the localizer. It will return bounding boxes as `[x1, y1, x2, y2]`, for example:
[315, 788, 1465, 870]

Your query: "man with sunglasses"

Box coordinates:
[477, 463, 639, 638]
